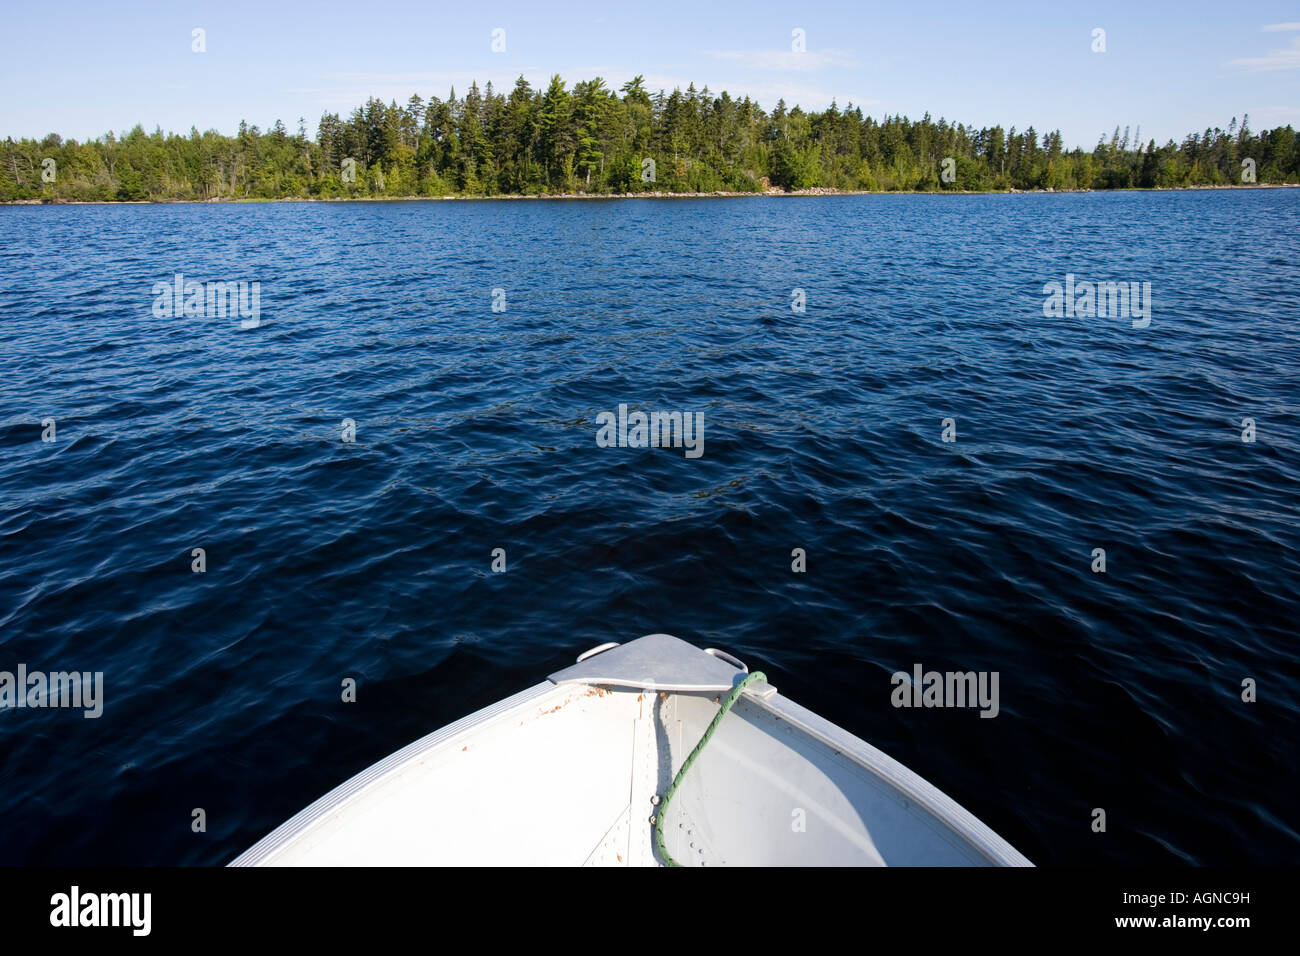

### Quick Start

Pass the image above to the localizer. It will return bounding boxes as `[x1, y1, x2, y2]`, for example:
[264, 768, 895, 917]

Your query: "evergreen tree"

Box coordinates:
[4, 77, 1296, 201]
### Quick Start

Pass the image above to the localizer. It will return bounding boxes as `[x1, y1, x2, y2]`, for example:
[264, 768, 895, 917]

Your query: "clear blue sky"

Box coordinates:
[3, 0, 1297, 148]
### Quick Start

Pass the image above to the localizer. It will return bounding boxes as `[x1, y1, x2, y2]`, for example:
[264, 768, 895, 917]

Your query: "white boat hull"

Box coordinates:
[232, 635, 1031, 866]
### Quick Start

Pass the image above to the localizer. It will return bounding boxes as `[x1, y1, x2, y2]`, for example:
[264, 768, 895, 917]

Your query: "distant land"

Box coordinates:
[4, 75, 1297, 202]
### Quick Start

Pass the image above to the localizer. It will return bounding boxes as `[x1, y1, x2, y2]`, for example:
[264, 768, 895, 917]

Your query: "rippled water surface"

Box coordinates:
[1, 191, 1298, 865]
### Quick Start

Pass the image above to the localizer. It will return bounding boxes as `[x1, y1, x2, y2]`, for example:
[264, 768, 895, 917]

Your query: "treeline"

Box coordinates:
[4, 74, 1298, 201]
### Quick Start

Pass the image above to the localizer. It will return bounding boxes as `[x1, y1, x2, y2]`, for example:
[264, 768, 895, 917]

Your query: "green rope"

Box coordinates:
[653, 671, 767, 867]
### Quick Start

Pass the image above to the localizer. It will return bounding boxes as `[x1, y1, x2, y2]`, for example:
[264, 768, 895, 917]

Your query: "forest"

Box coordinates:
[3, 74, 1297, 201]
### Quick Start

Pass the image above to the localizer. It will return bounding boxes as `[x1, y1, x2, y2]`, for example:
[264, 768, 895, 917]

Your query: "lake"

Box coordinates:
[1, 190, 1297, 864]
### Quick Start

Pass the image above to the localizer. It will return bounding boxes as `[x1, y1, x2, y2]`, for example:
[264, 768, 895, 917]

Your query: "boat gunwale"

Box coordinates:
[745, 692, 1033, 866]
[227, 680, 563, 866]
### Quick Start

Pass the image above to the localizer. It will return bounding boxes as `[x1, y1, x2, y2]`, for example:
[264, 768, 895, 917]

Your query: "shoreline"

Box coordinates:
[3, 182, 1297, 206]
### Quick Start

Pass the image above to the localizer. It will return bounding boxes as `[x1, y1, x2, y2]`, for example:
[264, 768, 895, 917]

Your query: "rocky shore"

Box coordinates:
[4, 182, 1297, 205]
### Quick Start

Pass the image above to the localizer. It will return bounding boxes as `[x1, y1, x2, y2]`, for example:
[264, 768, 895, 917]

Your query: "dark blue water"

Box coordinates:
[1, 191, 1298, 865]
